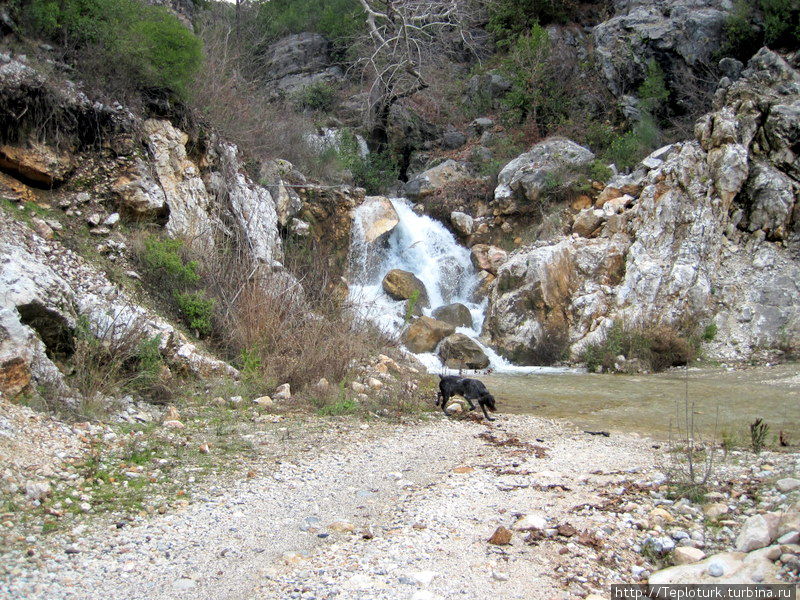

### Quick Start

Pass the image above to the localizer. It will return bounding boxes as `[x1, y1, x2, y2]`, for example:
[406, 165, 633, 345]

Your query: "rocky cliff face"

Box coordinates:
[485, 48, 800, 364]
[0, 54, 339, 401]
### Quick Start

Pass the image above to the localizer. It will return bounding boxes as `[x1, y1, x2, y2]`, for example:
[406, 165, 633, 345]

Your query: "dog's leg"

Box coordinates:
[441, 392, 451, 413]
[464, 396, 476, 411]
[479, 398, 496, 421]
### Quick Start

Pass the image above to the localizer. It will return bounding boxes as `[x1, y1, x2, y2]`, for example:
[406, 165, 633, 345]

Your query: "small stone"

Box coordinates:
[514, 514, 547, 531]
[366, 377, 383, 390]
[673, 547, 706, 565]
[86, 213, 102, 226]
[328, 521, 355, 534]
[707, 561, 725, 577]
[736, 514, 772, 552]
[488, 526, 512, 545]
[253, 396, 274, 407]
[776, 478, 800, 492]
[31, 218, 53, 239]
[777, 531, 799, 545]
[103, 213, 120, 227]
[25, 481, 51, 501]
[198, 443, 210, 454]
[172, 578, 196, 591]
[492, 570, 510, 581]
[162, 420, 185, 429]
[649, 507, 675, 525]
[228, 396, 243, 406]
[703, 503, 729, 519]
[410, 570, 439, 586]
[351, 381, 367, 394]
[274, 384, 291, 400]
[445, 403, 463, 414]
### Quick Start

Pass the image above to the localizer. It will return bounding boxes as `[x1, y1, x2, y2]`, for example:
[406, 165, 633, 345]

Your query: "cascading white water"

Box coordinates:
[348, 197, 559, 373]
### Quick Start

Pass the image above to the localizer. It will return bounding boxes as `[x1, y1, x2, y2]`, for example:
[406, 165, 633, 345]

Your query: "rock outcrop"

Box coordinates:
[593, 0, 730, 103]
[262, 33, 343, 97]
[485, 49, 800, 363]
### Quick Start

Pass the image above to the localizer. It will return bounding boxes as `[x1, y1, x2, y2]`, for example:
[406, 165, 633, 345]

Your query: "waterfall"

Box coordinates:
[348, 197, 555, 373]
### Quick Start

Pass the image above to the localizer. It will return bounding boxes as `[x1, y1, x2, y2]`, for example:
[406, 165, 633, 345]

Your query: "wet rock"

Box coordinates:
[437, 333, 489, 370]
[450, 211, 473, 236]
[356, 196, 400, 244]
[402, 316, 455, 354]
[382, 269, 430, 307]
[431, 303, 473, 329]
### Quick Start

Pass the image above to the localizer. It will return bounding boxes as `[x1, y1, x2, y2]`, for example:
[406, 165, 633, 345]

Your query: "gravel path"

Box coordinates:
[5, 414, 661, 600]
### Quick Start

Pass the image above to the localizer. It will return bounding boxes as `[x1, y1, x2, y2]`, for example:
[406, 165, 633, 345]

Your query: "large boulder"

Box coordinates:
[437, 333, 490, 369]
[354, 196, 400, 244]
[402, 316, 455, 353]
[432, 303, 474, 329]
[404, 159, 471, 199]
[262, 32, 342, 96]
[381, 269, 430, 307]
[494, 138, 594, 214]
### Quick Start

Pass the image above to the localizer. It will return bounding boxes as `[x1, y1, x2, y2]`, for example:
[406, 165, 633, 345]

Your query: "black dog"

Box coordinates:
[436, 375, 497, 421]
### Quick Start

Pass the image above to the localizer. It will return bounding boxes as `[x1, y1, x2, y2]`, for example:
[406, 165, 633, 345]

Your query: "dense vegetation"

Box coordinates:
[18, 0, 202, 98]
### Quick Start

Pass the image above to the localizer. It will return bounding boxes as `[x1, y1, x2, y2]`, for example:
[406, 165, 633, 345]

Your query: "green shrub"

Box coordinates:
[601, 113, 661, 171]
[702, 322, 718, 342]
[256, 0, 363, 56]
[720, 0, 799, 60]
[174, 291, 215, 337]
[488, 0, 579, 48]
[24, 0, 202, 97]
[588, 160, 613, 182]
[336, 130, 398, 194]
[142, 237, 200, 286]
[761, 0, 800, 47]
[499, 24, 569, 130]
[581, 321, 698, 373]
[638, 60, 670, 114]
[292, 82, 337, 112]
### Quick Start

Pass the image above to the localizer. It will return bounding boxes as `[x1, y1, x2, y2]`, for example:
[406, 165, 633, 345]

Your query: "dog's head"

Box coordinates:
[482, 393, 497, 412]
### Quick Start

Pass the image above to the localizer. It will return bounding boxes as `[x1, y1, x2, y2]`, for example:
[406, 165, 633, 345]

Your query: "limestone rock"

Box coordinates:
[274, 383, 291, 400]
[355, 196, 399, 244]
[488, 526, 512, 545]
[382, 269, 430, 307]
[776, 478, 800, 493]
[402, 317, 455, 354]
[431, 303, 473, 329]
[450, 211, 473, 236]
[513, 514, 547, 531]
[262, 32, 342, 96]
[112, 158, 168, 219]
[404, 160, 471, 199]
[494, 138, 594, 212]
[736, 515, 773, 553]
[469, 244, 508, 276]
[0, 142, 73, 187]
[572, 208, 605, 237]
[673, 547, 706, 565]
[437, 333, 490, 370]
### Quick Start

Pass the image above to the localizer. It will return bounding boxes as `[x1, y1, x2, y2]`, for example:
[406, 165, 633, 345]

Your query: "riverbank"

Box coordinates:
[2, 403, 798, 599]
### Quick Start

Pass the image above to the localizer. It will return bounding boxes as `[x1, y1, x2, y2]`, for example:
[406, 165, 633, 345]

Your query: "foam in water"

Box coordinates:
[347, 197, 571, 374]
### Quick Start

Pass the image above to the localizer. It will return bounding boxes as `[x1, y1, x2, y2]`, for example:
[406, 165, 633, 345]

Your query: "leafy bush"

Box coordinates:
[582, 321, 699, 373]
[23, 0, 202, 97]
[336, 130, 398, 194]
[292, 82, 337, 112]
[174, 291, 215, 337]
[499, 24, 568, 129]
[487, 0, 580, 48]
[588, 160, 613, 183]
[142, 237, 200, 287]
[720, 0, 800, 60]
[638, 60, 670, 114]
[256, 0, 363, 55]
[601, 113, 661, 171]
[702, 322, 718, 342]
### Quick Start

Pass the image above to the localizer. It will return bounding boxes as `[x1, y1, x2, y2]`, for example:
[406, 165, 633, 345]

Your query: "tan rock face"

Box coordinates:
[0, 143, 73, 188]
[405, 159, 471, 199]
[382, 269, 430, 307]
[0, 356, 31, 396]
[438, 333, 490, 369]
[402, 316, 455, 353]
[470, 244, 508, 275]
[357, 196, 400, 244]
